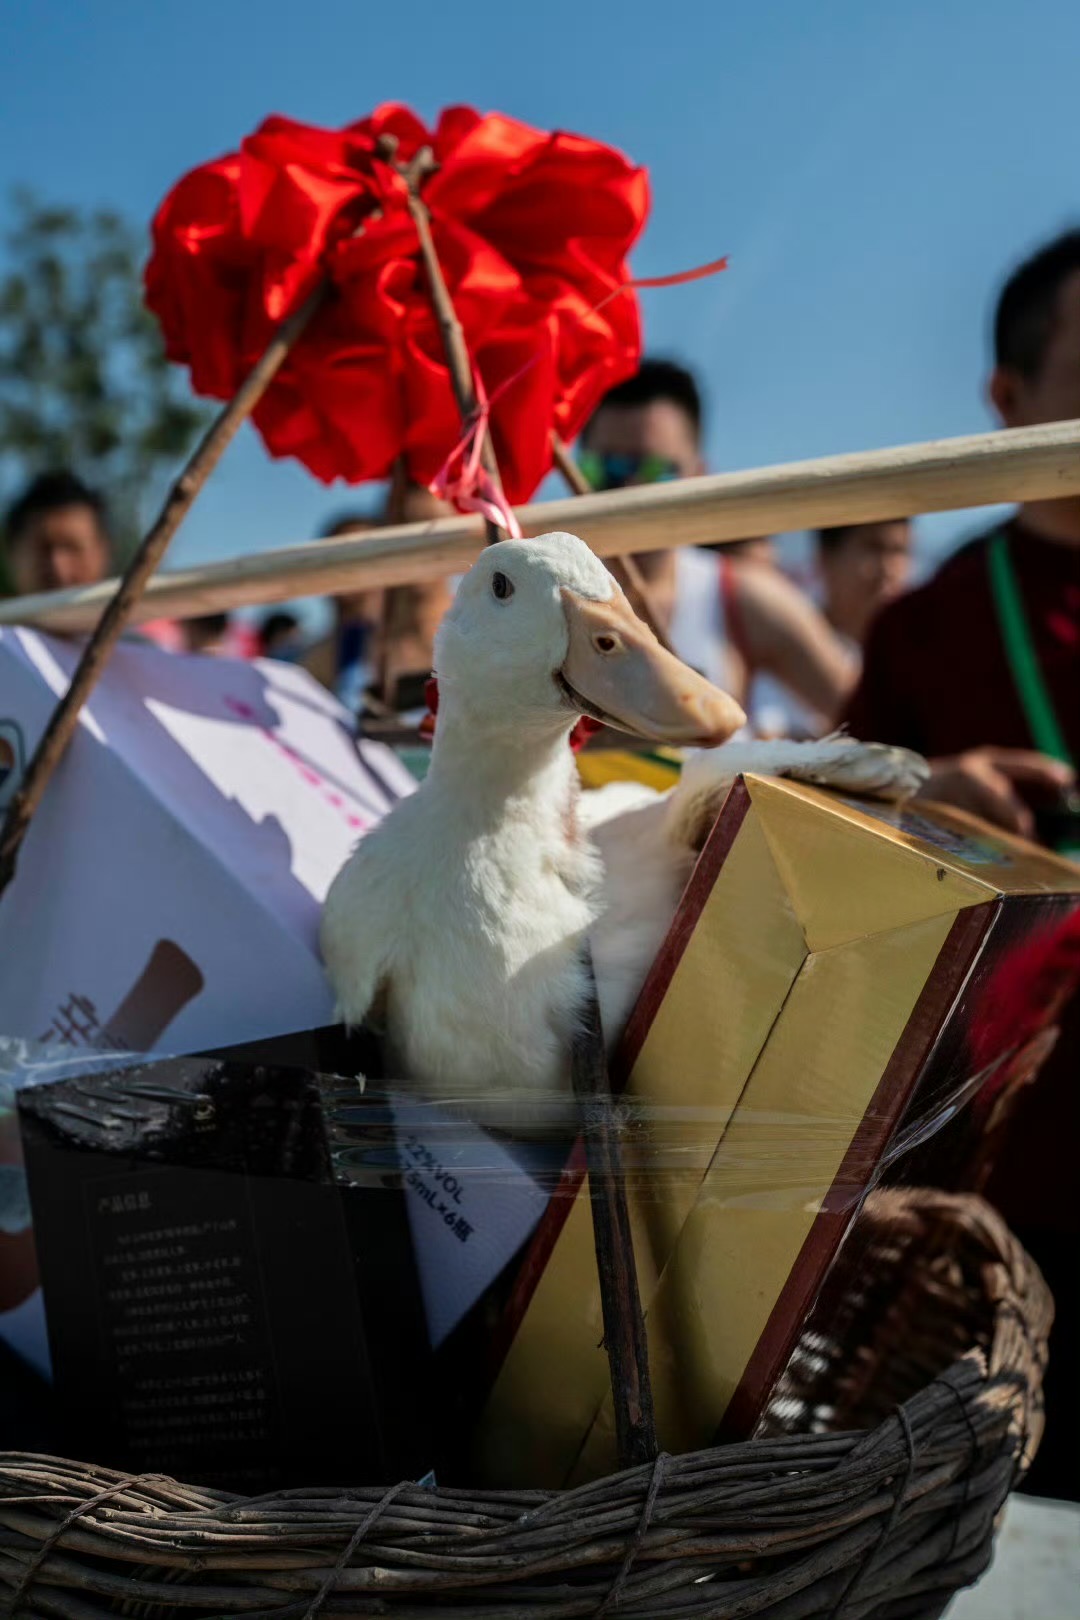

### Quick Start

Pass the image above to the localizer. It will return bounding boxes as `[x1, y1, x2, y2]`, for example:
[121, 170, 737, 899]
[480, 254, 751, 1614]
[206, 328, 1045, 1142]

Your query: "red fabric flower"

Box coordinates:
[145, 104, 649, 504]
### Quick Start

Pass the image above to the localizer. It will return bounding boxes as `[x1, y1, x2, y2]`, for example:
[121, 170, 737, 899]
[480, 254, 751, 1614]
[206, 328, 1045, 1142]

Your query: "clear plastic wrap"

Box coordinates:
[3, 774, 1078, 1494]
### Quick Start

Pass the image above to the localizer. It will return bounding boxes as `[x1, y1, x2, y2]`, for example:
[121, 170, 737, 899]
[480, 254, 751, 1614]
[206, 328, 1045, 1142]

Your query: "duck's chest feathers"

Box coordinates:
[389, 768, 602, 1100]
[460, 788, 601, 960]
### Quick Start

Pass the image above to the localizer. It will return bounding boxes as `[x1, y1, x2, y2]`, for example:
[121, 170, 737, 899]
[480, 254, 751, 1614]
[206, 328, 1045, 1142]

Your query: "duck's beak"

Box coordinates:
[558, 587, 746, 747]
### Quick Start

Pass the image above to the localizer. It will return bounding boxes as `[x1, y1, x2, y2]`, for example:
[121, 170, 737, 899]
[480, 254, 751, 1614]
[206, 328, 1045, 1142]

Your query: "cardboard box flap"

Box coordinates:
[751, 777, 1080, 904]
[747, 777, 991, 952]
[623, 799, 808, 1113]
[841, 793, 1080, 895]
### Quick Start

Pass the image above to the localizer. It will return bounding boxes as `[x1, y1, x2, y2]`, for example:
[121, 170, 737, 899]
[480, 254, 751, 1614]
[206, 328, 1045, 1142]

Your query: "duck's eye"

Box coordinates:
[594, 632, 621, 654]
[491, 571, 514, 601]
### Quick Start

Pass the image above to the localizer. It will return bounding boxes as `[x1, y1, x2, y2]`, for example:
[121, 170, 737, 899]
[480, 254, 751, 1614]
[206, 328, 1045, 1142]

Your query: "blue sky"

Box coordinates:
[2, 0, 1078, 598]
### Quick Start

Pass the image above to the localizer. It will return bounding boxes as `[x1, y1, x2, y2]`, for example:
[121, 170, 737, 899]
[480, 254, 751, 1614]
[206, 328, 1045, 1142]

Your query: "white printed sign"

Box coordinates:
[388, 1096, 562, 1348]
[0, 628, 415, 1372]
[0, 628, 414, 1055]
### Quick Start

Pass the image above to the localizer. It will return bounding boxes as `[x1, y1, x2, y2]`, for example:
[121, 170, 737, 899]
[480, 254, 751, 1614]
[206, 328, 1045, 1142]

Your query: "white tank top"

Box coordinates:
[667, 548, 828, 740]
[668, 547, 731, 688]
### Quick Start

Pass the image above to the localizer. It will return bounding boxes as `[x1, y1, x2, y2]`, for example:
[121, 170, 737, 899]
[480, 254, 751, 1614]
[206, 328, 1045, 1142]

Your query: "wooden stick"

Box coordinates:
[9, 418, 1078, 635]
[392, 140, 506, 546]
[552, 433, 675, 651]
[359, 145, 505, 736]
[571, 949, 658, 1471]
[0, 281, 329, 894]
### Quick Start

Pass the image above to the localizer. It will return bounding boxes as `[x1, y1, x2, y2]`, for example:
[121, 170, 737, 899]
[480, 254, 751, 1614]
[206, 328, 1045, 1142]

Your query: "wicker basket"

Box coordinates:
[0, 1187, 1051, 1620]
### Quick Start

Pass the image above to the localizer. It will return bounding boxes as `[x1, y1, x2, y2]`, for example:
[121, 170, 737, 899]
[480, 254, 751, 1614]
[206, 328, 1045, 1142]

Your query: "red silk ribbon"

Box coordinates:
[429, 369, 523, 539]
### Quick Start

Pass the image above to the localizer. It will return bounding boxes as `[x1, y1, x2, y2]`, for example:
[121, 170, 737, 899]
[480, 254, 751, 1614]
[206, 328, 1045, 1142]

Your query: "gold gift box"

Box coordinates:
[477, 774, 1080, 1488]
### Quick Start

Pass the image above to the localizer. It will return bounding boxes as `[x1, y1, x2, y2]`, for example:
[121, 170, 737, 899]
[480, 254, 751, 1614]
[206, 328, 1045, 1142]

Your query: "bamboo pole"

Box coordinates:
[7, 418, 1078, 636]
[363, 138, 505, 737]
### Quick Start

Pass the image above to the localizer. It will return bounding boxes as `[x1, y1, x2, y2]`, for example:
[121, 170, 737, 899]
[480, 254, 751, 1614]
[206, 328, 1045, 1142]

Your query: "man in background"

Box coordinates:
[843, 228, 1080, 1501]
[179, 613, 261, 658]
[728, 522, 913, 737]
[579, 360, 856, 731]
[258, 611, 305, 661]
[0, 469, 220, 657]
[845, 230, 1079, 838]
[815, 520, 913, 648]
[3, 471, 112, 596]
[1, 469, 203, 655]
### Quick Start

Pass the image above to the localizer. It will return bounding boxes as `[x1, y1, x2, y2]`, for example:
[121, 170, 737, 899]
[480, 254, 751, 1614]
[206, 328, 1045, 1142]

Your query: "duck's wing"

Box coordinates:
[590, 795, 694, 1049]
[577, 778, 663, 831]
[666, 734, 929, 852]
[320, 837, 398, 1029]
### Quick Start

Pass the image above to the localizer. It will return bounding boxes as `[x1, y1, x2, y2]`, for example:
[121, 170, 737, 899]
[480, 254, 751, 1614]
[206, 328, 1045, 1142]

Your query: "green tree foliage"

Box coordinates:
[0, 190, 210, 575]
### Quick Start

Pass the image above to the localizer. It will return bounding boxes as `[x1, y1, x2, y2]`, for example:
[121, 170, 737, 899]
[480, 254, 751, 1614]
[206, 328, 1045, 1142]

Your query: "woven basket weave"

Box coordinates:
[0, 1187, 1051, 1620]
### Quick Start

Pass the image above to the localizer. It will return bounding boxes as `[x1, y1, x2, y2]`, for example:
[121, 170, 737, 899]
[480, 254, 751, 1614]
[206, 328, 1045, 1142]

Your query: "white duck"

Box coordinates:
[321, 534, 926, 1122]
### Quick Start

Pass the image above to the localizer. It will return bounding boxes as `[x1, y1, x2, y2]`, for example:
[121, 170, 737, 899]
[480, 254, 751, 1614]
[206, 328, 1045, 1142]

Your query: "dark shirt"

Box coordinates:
[844, 518, 1080, 767]
[843, 516, 1080, 1237]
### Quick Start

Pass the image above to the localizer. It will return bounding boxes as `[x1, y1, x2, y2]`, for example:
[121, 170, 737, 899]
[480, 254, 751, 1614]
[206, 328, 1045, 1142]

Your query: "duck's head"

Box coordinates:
[433, 533, 746, 747]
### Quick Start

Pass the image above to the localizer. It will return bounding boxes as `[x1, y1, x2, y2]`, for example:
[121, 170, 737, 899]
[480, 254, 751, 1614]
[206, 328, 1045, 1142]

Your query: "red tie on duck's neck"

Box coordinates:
[420, 676, 601, 752]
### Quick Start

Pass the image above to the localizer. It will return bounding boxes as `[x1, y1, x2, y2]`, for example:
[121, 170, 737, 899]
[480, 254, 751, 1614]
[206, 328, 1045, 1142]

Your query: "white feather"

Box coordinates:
[666, 733, 929, 850]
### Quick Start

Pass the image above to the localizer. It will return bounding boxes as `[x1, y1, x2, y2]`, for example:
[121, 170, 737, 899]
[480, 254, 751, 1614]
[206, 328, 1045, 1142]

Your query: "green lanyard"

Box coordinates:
[986, 531, 1074, 768]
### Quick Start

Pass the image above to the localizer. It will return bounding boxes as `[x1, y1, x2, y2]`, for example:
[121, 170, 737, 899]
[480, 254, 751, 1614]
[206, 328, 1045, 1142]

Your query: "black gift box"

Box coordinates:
[18, 1031, 433, 1491]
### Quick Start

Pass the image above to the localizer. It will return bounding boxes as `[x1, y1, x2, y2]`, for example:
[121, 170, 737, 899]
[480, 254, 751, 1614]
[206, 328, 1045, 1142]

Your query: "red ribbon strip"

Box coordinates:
[419, 675, 600, 752]
[429, 369, 524, 540]
[630, 254, 729, 288]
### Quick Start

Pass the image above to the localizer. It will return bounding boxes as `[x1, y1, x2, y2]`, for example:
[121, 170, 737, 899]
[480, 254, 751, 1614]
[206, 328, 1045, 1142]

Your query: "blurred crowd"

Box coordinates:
[3, 226, 1079, 1494]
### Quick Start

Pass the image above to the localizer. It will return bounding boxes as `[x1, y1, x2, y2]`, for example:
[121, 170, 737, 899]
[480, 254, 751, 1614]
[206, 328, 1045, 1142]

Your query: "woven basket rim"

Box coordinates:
[0, 1187, 1053, 1620]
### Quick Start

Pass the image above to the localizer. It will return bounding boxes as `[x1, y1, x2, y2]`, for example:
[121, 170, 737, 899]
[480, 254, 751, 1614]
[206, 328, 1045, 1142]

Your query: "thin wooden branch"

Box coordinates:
[10, 419, 1078, 635]
[550, 431, 595, 499]
[391, 139, 506, 546]
[552, 433, 675, 651]
[0, 281, 330, 895]
[571, 949, 658, 1472]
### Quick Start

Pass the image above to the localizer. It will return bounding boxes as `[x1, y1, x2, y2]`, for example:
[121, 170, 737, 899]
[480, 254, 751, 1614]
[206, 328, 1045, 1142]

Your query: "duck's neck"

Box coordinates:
[424, 701, 579, 831]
